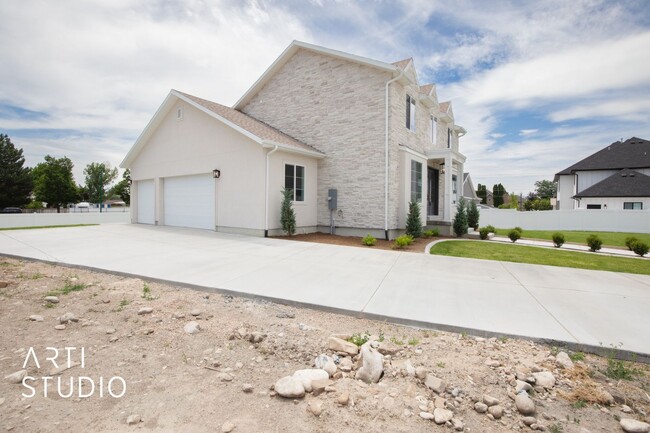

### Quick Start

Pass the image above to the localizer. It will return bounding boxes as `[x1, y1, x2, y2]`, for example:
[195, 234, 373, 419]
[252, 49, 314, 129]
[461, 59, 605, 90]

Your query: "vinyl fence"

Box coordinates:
[0, 211, 131, 229]
[479, 209, 650, 233]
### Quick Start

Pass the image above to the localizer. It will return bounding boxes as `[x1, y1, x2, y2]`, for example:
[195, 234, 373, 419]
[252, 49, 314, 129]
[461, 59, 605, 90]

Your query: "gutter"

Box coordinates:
[385, 70, 404, 240]
[264, 145, 279, 237]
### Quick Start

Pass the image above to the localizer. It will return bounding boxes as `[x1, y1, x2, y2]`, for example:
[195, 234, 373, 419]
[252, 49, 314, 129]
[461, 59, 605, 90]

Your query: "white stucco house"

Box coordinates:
[554, 137, 650, 211]
[121, 41, 468, 238]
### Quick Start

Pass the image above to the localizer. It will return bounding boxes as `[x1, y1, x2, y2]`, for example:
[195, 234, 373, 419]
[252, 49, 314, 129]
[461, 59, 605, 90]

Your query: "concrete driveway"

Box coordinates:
[1, 224, 648, 358]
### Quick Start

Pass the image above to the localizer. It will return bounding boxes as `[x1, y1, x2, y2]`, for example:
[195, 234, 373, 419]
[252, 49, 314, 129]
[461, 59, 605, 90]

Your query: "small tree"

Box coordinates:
[0, 134, 33, 209]
[280, 187, 296, 235]
[405, 201, 423, 238]
[452, 198, 468, 238]
[32, 155, 79, 213]
[467, 201, 480, 230]
[84, 162, 118, 205]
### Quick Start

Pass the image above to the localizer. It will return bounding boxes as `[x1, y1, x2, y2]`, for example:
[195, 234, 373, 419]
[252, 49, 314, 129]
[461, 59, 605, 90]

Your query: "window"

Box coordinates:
[447, 128, 451, 148]
[284, 164, 305, 202]
[176, 107, 183, 121]
[624, 202, 643, 210]
[430, 116, 437, 143]
[406, 95, 416, 132]
[586, 204, 601, 209]
[410, 160, 422, 202]
[452, 174, 458, 203]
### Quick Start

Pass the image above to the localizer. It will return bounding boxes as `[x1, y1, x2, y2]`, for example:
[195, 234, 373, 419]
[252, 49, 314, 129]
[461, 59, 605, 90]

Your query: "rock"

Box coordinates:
[474, 402, 488, 413]
[29, 315, 44, 322]
[327, 336, 358, 355]
[522, 416, 537, 426]
[221, 420, 236, 432]
[483, 394, 500, 406]
[515, 392, 536, 415]
[54, 324, 66, 330]
[311, 378, 330, 396]
[602, 390, 615, 405]
[5, 369, 27, 384]
[276, 311, 295, 318]
[307, 401, 323, 417]
[248, 332, 265, 343]
[419, 412, 434, 420]
[44, 296, 59, 303]
[106, 328, 116, 334]
[488, 405, 504, 419]
[424, 374, 446, 394]
[109, 336, 119, 343]
[126, 414, 141, 425]
[620, 419, 650, 433]
[242, 383, 253, 393]
[355, 343, 384, 384]
[556, 352, 575, 369]
[376, 341, 401, 355]
[337, 392, 349, 406]
[314, 354, 337, 377]
[403, 360, 416, 377]
[415, 366, 428, 380]
[532, 371, 556, 389]
[183, 321, 200, 334]
[274, 376, 305, 399]
[190, 309, 202, 316]
[137, 307, 153, 315]
[451, 418, 465, 431]
[622, 405, 633, 414]
[172, 312, 185, 319]
[484, 359, 501, 367]
[516, 379, 533, 394]
[216, 373, 233, 382]
[0, 281, 8, 288]
[293, 369, 329, 392]
[433, 408, 453, 424]
[339, 357, 353, 372]
[58, 312, 77, 324]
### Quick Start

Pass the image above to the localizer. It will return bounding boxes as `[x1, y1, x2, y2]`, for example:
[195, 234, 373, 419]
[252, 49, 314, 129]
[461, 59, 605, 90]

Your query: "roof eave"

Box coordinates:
[262, 140, 325, 159]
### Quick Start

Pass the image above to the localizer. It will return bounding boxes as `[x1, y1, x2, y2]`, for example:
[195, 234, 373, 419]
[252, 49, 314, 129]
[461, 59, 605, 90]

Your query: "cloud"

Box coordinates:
[549, 99, 650, 123]
[519, 129, 538, 136]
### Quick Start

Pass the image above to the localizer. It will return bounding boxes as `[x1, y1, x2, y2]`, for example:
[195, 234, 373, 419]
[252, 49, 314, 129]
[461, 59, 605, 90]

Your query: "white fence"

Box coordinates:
[0, 211, 131, 229]
[480, 209, 650, 233]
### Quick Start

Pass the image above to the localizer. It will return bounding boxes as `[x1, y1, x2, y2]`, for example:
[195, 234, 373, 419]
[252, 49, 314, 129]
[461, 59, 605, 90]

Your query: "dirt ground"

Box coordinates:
[274, 232, 437, 252]
[1, 257, 648, 433]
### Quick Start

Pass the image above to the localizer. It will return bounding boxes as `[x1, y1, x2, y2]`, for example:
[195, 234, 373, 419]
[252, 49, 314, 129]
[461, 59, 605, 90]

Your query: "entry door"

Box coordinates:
[427, 167, 439, 216]
[136, 180, 155, 224]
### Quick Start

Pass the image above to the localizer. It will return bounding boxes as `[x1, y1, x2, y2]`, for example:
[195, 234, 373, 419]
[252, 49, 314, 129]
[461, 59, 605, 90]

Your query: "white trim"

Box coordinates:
[398, 144, 427, 160]
[264, 145, 279, 234]
[261, 140, 325, 159]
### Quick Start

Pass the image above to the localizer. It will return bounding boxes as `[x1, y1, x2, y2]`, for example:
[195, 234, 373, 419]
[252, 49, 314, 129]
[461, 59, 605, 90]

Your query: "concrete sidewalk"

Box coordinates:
[1, 224, 648, 358]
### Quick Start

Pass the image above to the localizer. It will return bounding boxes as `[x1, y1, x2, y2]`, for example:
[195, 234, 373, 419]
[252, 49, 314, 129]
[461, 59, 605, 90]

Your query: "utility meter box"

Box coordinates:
[328, 189, 337, 210]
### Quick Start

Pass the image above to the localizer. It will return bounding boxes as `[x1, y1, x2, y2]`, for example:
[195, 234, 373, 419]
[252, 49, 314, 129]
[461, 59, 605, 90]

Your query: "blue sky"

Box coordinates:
[1, 0, 650, 195]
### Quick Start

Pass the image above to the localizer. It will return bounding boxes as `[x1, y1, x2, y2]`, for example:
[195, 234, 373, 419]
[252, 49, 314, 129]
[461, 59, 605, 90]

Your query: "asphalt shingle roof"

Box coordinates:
[574, 168, 650, 198]
[556, 137, 650, 176]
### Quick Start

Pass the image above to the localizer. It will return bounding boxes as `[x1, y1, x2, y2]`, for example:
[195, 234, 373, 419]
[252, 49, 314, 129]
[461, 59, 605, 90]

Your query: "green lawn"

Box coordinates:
[430, 240, 650, 275]
[0, 224, 98, 231]
[495, 229, 650, 248]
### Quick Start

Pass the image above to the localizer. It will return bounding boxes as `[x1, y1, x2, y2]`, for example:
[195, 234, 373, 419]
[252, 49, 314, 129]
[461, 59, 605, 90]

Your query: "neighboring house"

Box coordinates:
[554, 137, 650, 210]
[462, 173, 481, 205]
[121, 41, 468, 238]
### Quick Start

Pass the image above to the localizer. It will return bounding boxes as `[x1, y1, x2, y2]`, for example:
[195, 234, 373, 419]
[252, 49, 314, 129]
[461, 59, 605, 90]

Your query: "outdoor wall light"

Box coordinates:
[213, 169, 221, 179]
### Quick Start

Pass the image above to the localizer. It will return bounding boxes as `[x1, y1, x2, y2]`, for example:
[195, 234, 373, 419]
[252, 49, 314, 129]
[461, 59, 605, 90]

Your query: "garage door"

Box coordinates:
[136, 180, 155, 224]
[163, 174, 215, 230]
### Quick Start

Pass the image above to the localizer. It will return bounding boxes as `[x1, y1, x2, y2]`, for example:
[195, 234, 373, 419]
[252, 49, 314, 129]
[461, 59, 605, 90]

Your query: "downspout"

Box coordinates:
[264, 145, 279, 237]
[385, 70, 404, 241]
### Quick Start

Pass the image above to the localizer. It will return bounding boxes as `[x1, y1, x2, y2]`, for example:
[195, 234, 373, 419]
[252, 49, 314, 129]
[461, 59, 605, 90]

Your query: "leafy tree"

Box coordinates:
[524, 197, 553, 211]
[280, 187, 296, 235]
[32, 156, 79, 213]
[84, 162, 118, 205]
[467, 200, 480, 229]
[492, 183, 507, 207]
[534, 179, 557, 199]
[109, 169, 131, 205]
[476, 183, 488, 205]
[405, 201, 423, 238]
[452, 197, 468, 237]
[0, 134, 33, 208]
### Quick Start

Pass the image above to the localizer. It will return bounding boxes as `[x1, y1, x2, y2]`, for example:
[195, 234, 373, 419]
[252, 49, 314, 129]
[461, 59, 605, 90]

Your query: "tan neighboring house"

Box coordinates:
[121, 41, 468, 238]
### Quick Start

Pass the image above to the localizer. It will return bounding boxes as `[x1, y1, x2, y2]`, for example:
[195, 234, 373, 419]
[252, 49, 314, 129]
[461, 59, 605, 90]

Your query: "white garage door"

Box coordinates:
[136, 180, 155, 225]
[163, 174, 215, 230]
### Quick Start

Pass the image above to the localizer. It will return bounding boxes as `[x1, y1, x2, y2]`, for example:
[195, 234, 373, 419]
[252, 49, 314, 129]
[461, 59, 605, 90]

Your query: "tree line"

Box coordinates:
[0, 134, 130, 212]
[476, 180, 556, 211]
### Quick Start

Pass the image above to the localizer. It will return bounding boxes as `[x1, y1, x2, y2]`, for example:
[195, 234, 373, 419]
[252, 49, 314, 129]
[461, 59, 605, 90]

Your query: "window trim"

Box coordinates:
[431, 116, 437, 144]
[406, 95, 416, 132]
[284, 163, 305, 202]
[624, 202, 643, 210]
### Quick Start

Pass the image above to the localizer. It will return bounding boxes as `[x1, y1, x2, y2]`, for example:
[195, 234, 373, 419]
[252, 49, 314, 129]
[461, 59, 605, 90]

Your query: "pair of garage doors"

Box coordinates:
[136, 174, 215, 230]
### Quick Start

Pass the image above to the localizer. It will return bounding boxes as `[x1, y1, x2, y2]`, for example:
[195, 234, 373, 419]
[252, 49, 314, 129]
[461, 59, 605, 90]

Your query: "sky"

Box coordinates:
[1, 0, 650, 195]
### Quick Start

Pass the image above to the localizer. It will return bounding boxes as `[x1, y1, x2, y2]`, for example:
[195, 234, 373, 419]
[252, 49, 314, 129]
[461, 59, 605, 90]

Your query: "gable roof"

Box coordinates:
[574, 169, 650, 198]
[121, 90, 324, 168]
[419, 84, 434, 96]
[392, 58, 412, 70]
[556, 137, 650, 177]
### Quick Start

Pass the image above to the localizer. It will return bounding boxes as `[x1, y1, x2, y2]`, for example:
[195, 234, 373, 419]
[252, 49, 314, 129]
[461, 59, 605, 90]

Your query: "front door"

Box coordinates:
[427, 167, 439, 216]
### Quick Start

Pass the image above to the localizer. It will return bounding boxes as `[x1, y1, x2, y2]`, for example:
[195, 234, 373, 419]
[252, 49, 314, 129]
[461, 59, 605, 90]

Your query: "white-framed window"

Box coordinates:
[284, 164, 305, 202]
[430, 116, 437, 144]
[447, 127, 451, 148]
[624, 202, 643, 210]
[410, 160, 422, 202]
[452, 174, 458, 204]
[406, 95, 416, 132]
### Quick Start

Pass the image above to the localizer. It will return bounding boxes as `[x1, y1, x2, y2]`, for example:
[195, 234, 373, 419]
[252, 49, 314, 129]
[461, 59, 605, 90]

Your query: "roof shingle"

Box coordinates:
[574, 169, 650, 198]
[556, 137, 650, 176]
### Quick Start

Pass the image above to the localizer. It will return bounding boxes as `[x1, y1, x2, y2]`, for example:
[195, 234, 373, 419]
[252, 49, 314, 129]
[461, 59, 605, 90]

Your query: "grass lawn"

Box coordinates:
[0, 224, 98, 231]
[430, 240, 650, 275]
[495, 229, 650, 248]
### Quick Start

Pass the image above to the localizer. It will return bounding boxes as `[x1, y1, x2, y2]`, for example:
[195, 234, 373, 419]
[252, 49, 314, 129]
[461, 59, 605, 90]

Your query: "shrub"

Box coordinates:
[362, 234, 376, 246]
[552, 232, 565, 248]
[467, 201, 480, 230]
[405, 201, 423, 238]
[631, 240, 649, 257]
[452, 198, 469, 238]
[484, 225, 496, 234]
[393, 235, 413, 249]
[423, 229, 439, 238]
[514, 226, 523, 234]
[479, 227, 490, 240]
[625, 236, 639, 251]
[586, 234, 602, 252]
[508, 229, 521, 243]
[280, 187, 296, 235]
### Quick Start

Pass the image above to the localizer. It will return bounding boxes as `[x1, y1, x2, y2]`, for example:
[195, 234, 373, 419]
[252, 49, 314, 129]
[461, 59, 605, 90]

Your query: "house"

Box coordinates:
[462, 173, 481, 205]
[554, 137, 650, 210]
[121, 41, 468, 238]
